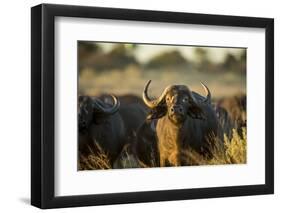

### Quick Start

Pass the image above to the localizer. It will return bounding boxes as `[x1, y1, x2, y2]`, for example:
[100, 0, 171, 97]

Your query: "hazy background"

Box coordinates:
[78, 41, 246, 99]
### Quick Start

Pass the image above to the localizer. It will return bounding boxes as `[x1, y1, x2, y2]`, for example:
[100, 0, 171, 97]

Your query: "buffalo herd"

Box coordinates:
[78, 80, 246, 169]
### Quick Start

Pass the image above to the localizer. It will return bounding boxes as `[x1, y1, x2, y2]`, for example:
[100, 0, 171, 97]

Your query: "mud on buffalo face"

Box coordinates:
[78, 95, 120, 131]
[143, 80, 210, 124]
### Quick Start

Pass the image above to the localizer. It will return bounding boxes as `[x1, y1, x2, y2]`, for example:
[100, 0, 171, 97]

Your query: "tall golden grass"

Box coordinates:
[78, 127, 246, 170]
[183, 128, 246, 166]
[78, 143, 111, 170]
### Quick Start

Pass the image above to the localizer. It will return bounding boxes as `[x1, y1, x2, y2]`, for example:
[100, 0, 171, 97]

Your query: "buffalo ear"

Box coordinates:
[187, 102, 206, 120]
[91, 107, 108, 125]
[78, 96, 85, 102]
[146, 106, 167, 120]
[92, 113, 108, 124]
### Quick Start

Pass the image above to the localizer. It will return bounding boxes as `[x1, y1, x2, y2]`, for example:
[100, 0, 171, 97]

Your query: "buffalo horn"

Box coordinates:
[94, 94, 120, 114]
[200, 82, 211, 104]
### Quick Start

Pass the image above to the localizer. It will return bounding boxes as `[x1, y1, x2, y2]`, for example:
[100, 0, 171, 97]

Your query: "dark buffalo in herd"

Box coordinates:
[78, 95, 125, 166]
[135, 119, 159, 167]
[78, 81, 246, 169]
[215, 95, 246, 137]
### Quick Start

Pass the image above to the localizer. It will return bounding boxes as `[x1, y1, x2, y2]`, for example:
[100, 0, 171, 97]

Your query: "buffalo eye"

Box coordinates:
[166, 97, 170, 102]
[182, 97, 189, 103]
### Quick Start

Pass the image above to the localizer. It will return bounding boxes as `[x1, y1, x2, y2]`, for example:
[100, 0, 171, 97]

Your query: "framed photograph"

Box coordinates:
[31, 4, 274, 209]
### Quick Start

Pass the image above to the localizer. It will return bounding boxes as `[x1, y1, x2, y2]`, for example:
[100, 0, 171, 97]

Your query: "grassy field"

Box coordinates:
[79, 66, 246, 99]
[79, 128, 247, 170]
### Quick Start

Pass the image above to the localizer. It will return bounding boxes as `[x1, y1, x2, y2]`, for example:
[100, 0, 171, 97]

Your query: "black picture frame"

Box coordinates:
[31, 3, 274, 209]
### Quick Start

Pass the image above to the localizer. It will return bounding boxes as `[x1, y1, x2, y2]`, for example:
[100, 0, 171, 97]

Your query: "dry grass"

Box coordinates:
[78, 143, 111, 170]
[78, 128, 247, 170]
[183, 128, 246, 166]
[79, 66, 246, 99]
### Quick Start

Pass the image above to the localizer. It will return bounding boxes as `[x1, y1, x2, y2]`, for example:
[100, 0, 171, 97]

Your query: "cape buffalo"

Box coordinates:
[109, 94, 159, 167]
[214, 105, 234, 139]
[113, 99, 148, 168]
[142, 80, 222, 167]
[216, 95, 246, 137]
[135, 119, 159, 167]
[119, 103, 147, 140]
[78, 95, 125, 166]
[99, 93, 148, 144]
[118, 94, 147, 108]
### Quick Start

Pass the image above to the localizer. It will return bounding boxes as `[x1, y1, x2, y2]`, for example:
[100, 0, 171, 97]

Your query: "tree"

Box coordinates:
[145, 50, 188, 69]
[223, 53, 238, 71]
[106, 44, 139, 69]
[194, 47, 211, 72]
[78, 41, 101, 61]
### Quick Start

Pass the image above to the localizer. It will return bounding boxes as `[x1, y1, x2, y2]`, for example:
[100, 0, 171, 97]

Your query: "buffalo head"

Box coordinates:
[78, 95, 120, 131]
[142, 80, 211, 125]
